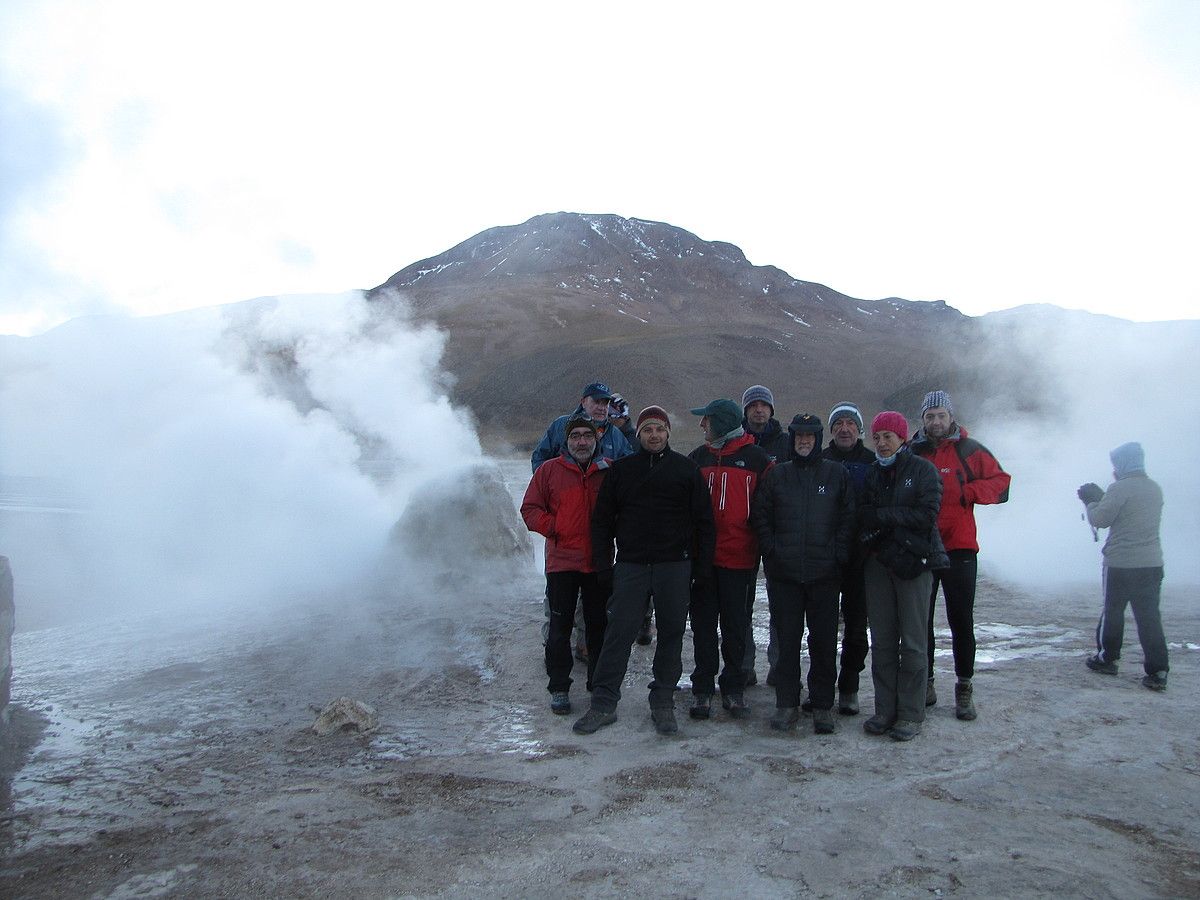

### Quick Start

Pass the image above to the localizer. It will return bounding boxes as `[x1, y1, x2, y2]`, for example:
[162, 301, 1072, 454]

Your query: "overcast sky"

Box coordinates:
[1, 0, 1197, 336]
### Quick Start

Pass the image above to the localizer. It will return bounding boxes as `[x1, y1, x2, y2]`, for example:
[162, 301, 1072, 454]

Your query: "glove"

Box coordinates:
[1077, 483, 1104, 505]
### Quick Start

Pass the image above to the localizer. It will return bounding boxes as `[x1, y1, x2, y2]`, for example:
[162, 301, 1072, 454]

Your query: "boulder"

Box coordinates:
[311, 697, 378, 736]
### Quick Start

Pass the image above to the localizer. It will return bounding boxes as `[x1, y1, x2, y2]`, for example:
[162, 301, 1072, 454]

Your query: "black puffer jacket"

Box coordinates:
[750, 453, 855, 584]
[859, 449, 948, 576]
[591, 444, 716, 571]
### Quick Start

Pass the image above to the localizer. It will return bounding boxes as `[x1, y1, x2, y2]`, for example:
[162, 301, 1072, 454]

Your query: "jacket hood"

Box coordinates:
[911, 422, 966, 450]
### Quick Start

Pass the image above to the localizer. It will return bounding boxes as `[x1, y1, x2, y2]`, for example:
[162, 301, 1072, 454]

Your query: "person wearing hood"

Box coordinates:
[1078, 442, 1168, 691]
[910, 390, 1010, 721]
[818, 401, 877, 716]
[531, 381, 635, 472]
[574, 407, 716, 736]
[750, 414, 855, 734]
[685, 399, 774, 721]
[859, 412, 947, 742]
[521, 416, 614, 716]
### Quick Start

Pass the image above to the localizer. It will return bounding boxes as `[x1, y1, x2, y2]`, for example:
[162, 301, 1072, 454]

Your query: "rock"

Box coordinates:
[311, 697, 379, 736]
[391, 463, 532, 565]
[0, 556, 13, 725]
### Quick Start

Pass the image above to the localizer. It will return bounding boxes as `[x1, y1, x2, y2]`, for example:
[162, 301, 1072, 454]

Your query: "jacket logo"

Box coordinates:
[904, 478, 913, 487]
[734, 460, 746, 467]
[818, 485, 827, 494]
[940, 467, 951, 474]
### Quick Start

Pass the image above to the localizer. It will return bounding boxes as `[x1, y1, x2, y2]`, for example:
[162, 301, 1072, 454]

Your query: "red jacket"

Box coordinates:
[910, 425, 1010, 552]
[687, 433, 774, 569]
[520, 454, 612, 573]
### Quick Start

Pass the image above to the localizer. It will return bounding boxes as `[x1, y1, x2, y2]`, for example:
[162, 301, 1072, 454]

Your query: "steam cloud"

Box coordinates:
[0, 292, 483, 628]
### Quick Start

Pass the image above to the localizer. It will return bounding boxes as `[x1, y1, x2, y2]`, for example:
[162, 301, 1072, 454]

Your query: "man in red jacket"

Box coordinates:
[910, 390, 1011, 721]
[521, 415, 613, 716]
[686, 399, 774, 720]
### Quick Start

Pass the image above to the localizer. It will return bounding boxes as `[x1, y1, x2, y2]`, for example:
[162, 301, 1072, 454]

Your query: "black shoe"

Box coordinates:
[863, 715, 893, 736]
[889, 720, 921, 741]
[813, 709, 836, 734]
[800, 699, 813, 713]
[765, 671, 777, 687]
[636, 620, 653, 646]
[1142, 671, 1167, 692]
[838, 692, 859, 716]
[550, 691, 571, 715]
[1086, 654, 1118, 675]
[689, 694, 712, 720]
[954, 682, 977, 721]
[769, 707, 800, 731]
[743, 671, 758, 687]
[651, 706, 678, 735]
[572, 708, 617, 734]
[722, 694, 750, 719]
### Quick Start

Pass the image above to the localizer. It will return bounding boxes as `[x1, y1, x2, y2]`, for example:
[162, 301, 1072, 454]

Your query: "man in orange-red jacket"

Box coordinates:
[910, 390, 1010, 722]
[521, 415, 613, 717]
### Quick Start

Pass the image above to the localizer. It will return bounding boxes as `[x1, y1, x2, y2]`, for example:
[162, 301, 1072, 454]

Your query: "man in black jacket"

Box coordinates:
[819, 401, 876, 716]
[574, 406, 717, 736]
[750, 414, 855, 734]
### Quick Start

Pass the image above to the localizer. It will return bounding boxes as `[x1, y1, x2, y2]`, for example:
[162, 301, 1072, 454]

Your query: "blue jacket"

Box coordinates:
[531, 406, 634, 472]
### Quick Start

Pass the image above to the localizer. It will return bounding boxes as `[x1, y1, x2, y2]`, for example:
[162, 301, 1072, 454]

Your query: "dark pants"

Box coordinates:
[837, 562, 869, 695]
[927, 549, 978, 681]
[767, 575, 840, 710]
[866, 557, 931, 724]
[1096, 566, 1168, 674]
[545, 571, 608, 693]
[589, 560, 692, 713]
[690, 567, 753, 697]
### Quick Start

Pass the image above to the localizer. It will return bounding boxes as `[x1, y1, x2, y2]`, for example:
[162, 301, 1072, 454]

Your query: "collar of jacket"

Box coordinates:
[791, 448, 823, 468]
[707, 431, 755, 456]
[825, 438, 866, 459]
[912, 422, 965, 451]
[743, 416, 782, 443]
[638, 444, 670, 463]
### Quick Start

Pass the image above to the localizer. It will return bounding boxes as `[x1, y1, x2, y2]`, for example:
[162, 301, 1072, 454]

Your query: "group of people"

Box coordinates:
[520, 380, 1168, 742]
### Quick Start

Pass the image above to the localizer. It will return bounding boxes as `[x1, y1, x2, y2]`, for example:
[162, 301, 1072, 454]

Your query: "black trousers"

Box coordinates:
[589, 560, 691, 713]
[837, 561, 870, 695]
[1096, 566, 1168, 674]
[545, 571, 608, 693]
[927, 549, 978, 681]
[689, 566, 753, 697]
[767, 575, 840, 710]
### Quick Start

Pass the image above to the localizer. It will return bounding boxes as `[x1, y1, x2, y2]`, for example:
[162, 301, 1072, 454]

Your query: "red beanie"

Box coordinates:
[636, 405, 671, 433]
[870, 410, 909, 442]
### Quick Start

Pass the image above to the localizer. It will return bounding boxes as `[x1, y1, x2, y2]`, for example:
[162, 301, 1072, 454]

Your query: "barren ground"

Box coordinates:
[1, 459, 1198, 899]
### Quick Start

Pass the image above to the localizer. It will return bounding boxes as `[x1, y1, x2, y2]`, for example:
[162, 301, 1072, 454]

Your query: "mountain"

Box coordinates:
[367, 212, 981, 442]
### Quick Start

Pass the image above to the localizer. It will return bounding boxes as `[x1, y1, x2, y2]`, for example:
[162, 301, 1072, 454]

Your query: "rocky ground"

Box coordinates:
[1, 459, 1197, 899]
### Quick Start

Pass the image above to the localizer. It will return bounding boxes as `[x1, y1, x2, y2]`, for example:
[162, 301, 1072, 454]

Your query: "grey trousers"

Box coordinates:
[865, 556, 932, 724]
[589, 560, 691, 713]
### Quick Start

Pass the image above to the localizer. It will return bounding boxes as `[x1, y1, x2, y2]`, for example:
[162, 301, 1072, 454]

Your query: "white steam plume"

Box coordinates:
[0, 292, 483, 628]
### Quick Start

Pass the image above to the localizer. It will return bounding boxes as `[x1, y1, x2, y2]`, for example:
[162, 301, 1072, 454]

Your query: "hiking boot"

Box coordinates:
[925, 679, 937, 707]
[689, 694, 713, 720]
[954, 682, 977, 721]
[550, 691, 571, 715]
[573, 642, 588, 663]
[889, 720, 921, 742]
[743, 670, 758, 687]
[636, 618, 654, 646]
[769, 707, 800, 731]
[863, 715, 893, 736]
[1142, 671, 1168, 692]
[651, 706, 678, 735]
[838, 692, 860, 716]
[813, 708, 836, 734]
[1086, 654, 1118, 675]
[722, 694, 751, 719]
[572, 707, 617, 734]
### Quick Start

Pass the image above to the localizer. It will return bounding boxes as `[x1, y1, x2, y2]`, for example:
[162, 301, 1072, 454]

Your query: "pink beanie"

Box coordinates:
[870, 411, 909, 442]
